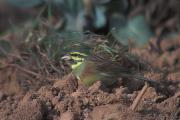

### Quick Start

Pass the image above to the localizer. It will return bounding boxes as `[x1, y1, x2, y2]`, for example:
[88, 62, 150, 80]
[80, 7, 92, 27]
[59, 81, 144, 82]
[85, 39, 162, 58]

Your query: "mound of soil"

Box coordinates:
[0, 35, 180, 120]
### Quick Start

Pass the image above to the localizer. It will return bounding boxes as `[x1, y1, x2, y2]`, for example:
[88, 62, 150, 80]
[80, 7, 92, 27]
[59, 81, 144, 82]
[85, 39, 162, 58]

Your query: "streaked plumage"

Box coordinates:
[61, 43, 138, 87]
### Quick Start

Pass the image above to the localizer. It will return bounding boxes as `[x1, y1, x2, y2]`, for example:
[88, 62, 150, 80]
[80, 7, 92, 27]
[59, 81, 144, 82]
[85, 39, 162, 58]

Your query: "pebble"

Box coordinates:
[58, 92, 64, 101]
[115, 87, 129, 96]
[46, 101, 52, 110]
[7, 96, 12, 101]
[59, 111, 75, 120]
[51, 88, 58, 96]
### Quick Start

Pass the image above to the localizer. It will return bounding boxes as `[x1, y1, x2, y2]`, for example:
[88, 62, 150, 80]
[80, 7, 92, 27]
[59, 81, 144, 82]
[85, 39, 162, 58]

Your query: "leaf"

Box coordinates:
[0, 40, 12, 58]
[109, 14, 126, 29]
[94, 6, 107, 29]
[7, 0, 43, 8]
[108, 0, 129, 14]
[76, 5, 107, 31]
[111, 15, 154, 46]
[65, 14, 78, 31]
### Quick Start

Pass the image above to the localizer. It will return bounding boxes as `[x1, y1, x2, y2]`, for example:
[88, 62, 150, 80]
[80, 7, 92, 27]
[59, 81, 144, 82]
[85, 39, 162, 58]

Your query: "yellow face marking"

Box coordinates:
[71, 56, 84, 61]
[62, 52, 87, 70]
[71, 61, 83, 69]
[69, 52, 87, 57]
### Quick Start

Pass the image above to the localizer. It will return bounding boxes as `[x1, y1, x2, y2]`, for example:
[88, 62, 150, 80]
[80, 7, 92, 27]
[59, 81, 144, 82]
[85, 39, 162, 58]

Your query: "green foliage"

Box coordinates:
[39, 32, 92, 60]
[63, 0, 83, 16]
[7, 0, 43, 8]
[93, 6, 107, 29]
[6, 0, 156, 47]
[111, 15, 154, 46]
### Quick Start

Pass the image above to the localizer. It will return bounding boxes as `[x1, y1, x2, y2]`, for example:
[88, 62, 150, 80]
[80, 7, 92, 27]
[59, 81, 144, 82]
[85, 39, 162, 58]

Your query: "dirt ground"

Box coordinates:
[0, 34, 180, 120]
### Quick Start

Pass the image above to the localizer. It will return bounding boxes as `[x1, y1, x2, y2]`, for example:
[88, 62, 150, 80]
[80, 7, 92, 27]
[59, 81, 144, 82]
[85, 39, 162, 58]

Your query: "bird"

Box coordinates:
[62, 51, 113, 86]
[61, 43, 135, 87]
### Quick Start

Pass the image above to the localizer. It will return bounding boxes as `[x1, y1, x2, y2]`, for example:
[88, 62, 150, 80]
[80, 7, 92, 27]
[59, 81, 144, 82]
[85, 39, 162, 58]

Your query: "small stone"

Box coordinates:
[51, 87, 59, 96]
[12, 103, 17, 109]
[71, 90, 82, 98]
[7, 96, 12, 101]
[82, 97, 89, 106]
[115, 87, 129, 97]
[127, 93, 136, 99]
[88, 81, 102, 93]
[59, 111, 75, 120]
[48, 106, 52, 111]
[46, 101, 52, 110]
[58, 92, 64, 101]
[46, 101, 51, 106]
[83, 108, 91, 119]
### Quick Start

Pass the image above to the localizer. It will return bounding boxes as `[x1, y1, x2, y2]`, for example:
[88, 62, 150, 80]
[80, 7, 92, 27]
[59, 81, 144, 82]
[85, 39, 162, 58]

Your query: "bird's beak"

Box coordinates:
[61, 55, 71, 60]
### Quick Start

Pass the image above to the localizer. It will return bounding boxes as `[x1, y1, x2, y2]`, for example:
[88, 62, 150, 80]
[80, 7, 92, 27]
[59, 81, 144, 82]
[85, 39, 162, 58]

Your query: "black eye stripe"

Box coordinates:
[69, 53, 87, 58]
[71, 59, 84, 62]
[69, 59, 84, 64]
[68, 60, 84, 68]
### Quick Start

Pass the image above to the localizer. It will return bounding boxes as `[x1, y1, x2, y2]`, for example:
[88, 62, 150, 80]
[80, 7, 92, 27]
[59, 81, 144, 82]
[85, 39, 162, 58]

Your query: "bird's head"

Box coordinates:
[61, 51, 103, 87]
[61, 51, 87, 70]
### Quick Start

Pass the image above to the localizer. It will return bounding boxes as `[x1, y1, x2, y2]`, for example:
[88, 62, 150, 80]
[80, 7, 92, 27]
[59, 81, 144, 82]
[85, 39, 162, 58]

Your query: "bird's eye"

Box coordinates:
[69, 52, 87, 57]
[61, 52, 87, 70]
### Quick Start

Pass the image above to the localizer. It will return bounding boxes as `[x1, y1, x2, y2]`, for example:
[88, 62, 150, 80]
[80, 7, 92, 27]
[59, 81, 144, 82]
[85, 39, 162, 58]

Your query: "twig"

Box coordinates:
[11, 64, 41, 78]
[35, 45, 61, 74]
[12, 64, 53, 81]
[0, 64, 9, 70]
[130, 82, 149, 111]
